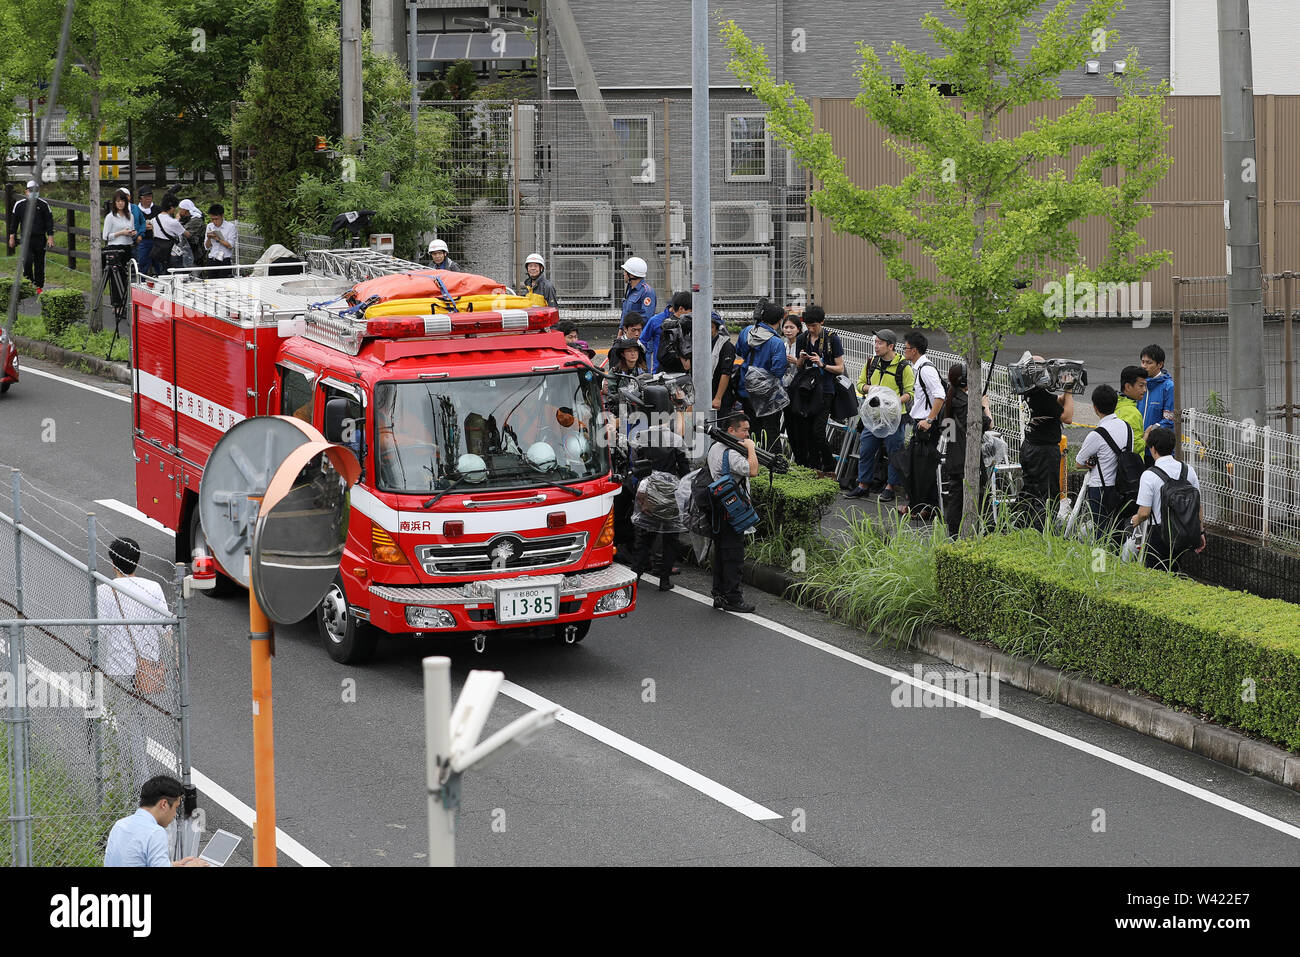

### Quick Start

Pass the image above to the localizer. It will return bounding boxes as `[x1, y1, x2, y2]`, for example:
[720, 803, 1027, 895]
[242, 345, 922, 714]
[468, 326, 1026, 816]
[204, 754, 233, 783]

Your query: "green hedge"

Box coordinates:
[935, 531, 1300, 750]
[747, 464, 840, 567]
[39, 289, 86, 335]
[11, 311, 129, 362]
[0, 276, 39, 305]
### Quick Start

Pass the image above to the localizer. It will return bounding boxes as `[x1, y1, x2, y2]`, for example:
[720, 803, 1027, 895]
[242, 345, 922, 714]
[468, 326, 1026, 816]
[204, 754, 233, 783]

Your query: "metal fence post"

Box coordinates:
[1172, 277, 1183, 460]
[173, 562, 198, 859]
[87, 513, 103, 807]
[1262, 424, 1272, 543]
[11, 470, 23, 615]
[8, 622, 32, 866]
[1285, 271, 1294, 436]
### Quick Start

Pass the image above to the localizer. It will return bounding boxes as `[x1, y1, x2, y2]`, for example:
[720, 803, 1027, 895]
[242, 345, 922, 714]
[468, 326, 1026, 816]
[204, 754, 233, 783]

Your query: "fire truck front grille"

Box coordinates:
[415, 532, 588, 576]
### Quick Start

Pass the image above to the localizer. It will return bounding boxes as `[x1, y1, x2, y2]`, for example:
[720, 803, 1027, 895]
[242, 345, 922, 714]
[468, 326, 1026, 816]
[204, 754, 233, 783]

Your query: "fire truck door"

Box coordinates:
[318, 378, 366, 479]
[278, 362, 316, 421]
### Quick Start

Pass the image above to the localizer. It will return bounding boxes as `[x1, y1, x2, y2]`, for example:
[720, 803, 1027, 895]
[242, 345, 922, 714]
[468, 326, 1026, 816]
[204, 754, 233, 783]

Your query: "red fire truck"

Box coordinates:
[131, 250, 637, 662]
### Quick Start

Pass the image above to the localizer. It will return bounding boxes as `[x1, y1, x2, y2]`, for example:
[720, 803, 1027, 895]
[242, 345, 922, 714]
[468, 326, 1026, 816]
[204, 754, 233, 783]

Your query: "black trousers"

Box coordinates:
[632, 528, 677, 580]
[710, 522, 746, 603]
[1143, 526, 1185, 573]
[1018, 441, 1061, 530]
[741, 397, 782, 453]
[942, 463, 987, 538]
[22, 244, 47, 288]
[802, 406, 834, 471]
[784, 408, 809, 466]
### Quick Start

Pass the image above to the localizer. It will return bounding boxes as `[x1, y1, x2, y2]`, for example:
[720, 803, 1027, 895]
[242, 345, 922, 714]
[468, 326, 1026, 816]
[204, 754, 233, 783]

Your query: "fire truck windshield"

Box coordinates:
[373, 371, 606, 495]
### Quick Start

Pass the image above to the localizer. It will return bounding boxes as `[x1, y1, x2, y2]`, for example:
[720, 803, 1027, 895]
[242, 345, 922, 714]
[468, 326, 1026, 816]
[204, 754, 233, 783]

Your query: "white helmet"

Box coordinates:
[563, 433, 589, 462]
[525, 253, 545, 268]
[621, 256, 648, 279]
[526, 441, 557, 472]
[456, 453, 487, 483]
[428, 239, 449, 255]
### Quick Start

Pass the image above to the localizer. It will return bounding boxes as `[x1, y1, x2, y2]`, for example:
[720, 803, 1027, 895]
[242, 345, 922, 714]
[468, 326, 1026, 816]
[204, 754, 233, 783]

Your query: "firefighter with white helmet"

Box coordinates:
[619, 255, 656, 330]
[426, 238, 461, 272]
[522, 252, 560, 307]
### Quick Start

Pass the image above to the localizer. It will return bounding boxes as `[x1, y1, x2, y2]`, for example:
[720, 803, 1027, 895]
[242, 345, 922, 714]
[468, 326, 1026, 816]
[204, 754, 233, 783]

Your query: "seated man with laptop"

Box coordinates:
[105, 775, 242, 867]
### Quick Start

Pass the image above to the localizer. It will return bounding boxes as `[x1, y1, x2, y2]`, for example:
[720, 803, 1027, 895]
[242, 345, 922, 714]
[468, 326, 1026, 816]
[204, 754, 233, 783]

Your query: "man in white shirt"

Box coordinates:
[97, 537, 171, 795]
[1073, 384, 1130, 530]
[104, 775, 206, 867]
[1130, 427, 1206, 570]
[901, 331, 946, 518]
[151, 195, 187, 276]
[204, 203, 237, 277]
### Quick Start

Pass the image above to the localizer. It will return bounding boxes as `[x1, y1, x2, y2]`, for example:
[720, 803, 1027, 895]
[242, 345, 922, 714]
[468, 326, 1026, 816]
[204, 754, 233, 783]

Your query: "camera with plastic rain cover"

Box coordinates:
[612, 372, 692, 482]
[1008, 350, 1088, 395]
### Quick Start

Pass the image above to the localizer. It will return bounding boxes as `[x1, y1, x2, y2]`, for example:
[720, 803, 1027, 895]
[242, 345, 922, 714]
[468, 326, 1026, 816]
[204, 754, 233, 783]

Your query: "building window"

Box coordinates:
[727, 114, 770, 182]
[612, 115, 654, 183]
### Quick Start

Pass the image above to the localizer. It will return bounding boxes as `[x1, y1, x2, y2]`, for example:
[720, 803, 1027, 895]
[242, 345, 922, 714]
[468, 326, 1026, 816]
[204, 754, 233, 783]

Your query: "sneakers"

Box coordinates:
[658, 578, 674, 592]
[712, 595, 725, 609]
[844, 486, 870, 499]
[720, 599, 756, 613]
[879, 488, 896, 503]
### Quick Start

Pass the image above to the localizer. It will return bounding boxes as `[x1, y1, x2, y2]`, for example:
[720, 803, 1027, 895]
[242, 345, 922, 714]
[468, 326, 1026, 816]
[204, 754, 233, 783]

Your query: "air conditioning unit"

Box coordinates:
[550, 248, 615, 304]
[784, 221, 810, 301]
[711, 247, 773, 303]
[550, 202, 613, 246]
[711, 200, 772, 245]
[631, 201, 686, 245]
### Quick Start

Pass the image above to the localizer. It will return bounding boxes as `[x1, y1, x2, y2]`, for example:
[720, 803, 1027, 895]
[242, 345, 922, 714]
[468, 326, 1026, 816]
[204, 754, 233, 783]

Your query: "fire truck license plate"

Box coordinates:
[496, 586, 559, 624]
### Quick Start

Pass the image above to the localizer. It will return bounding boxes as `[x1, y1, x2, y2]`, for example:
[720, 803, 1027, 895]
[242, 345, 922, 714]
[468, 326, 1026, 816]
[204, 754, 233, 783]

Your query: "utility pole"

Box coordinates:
[408, 1, 420, 129]
[341, 0, 363, 147]
[372, 0, 396, 57]
[690, 0, 713, 450]
[1218, 0, 1265, 426]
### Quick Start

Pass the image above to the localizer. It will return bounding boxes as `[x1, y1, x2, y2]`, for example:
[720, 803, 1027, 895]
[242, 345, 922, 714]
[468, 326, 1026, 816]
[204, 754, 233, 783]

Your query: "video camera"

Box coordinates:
[1008, 351, 1088, 396]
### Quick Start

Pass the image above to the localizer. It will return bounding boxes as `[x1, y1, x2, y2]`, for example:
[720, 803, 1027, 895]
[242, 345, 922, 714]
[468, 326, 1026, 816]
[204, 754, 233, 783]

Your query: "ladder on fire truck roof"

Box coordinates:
[305, 248, 427, 284]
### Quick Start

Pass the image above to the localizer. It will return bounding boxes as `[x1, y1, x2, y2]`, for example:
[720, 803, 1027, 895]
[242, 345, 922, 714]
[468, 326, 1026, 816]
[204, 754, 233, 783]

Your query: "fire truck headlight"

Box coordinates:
[595, 587, 632, 614]
[406, 606, 456, 629]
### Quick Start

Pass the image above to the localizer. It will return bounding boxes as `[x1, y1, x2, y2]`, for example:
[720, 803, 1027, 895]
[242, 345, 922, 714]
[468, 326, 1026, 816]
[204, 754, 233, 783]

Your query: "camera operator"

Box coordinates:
[708, 406, 759, 613]
[628, 385, 690, 591]
[1017, 355, 1075, 529]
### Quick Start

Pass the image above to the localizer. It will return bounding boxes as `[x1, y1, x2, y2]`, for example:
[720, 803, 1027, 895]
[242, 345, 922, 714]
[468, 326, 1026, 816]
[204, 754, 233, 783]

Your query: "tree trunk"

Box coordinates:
[961, 327, 984, 536]
[88, 93, 103, 333]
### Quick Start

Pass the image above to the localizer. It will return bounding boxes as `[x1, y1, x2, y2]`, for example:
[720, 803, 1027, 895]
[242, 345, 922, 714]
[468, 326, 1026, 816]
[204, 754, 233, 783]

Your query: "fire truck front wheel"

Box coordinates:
[318, 575, 378, 664]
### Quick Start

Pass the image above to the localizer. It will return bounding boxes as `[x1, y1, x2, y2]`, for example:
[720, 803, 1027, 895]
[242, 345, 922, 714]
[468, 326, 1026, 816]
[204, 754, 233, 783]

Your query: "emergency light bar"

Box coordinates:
[302, 306, 558, 355]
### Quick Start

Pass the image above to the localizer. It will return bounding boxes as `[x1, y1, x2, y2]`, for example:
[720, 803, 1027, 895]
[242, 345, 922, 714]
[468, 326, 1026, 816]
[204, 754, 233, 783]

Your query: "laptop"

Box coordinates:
[198, 829, 242, 867]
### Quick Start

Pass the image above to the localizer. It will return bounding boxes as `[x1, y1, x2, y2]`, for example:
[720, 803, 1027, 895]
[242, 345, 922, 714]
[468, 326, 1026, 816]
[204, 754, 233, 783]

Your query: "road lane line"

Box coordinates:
[21, 365, 130, 403]
[188, 767, 330, 867]
[96, 498, 175, 536]
[672, 585, 1300, 842]
[500, 680, 783, 822]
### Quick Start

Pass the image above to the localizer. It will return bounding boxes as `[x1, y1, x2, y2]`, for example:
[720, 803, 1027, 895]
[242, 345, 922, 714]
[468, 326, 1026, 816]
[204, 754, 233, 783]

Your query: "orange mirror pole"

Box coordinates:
[248, 496, 277, 867]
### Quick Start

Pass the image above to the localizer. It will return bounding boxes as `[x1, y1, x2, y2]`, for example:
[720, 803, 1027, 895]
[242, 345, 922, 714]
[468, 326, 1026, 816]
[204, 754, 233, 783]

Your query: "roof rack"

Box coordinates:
[301, 304, 557, 356]
[305, 248, 427, 284]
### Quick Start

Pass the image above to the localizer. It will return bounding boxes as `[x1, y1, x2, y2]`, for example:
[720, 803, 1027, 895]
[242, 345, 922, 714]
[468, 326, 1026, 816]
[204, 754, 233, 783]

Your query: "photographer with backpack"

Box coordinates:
[1074, 385, 1141, 538]
[1130, 427, 1206, 571]
[706, 407, 760, 613]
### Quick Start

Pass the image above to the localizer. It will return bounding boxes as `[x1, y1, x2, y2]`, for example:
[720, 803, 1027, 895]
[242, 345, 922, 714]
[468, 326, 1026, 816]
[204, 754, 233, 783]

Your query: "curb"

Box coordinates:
[13, 335, 131, 386]
[740, 560, 1300, 794]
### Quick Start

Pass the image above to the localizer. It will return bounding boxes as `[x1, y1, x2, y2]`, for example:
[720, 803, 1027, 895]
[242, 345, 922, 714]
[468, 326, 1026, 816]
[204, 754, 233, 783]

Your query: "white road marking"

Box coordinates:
[188, 767, 330, 867]
[500, 680, 783, 822]
[96, 499, 175, 537]
[20, 364, 131, 403]
[673, 585, 1300, 843]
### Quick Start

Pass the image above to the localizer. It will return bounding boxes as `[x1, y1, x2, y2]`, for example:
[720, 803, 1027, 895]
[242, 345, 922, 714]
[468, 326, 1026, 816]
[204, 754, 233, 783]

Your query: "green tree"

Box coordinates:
[12, 0, 175, 330]
[723, 0, 1172, 535]
[232, 0, 334, 247]
[292, 110, 460, 259]
[0, 7, 25, 182]
[444, 60, 479, 100]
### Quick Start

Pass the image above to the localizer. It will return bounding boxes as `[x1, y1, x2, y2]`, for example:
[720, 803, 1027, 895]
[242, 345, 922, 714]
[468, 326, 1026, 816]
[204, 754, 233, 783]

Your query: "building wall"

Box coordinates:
[814, 94, 1300, 317]
[547, 0, 1169, 96]
[1171, 0, 1300, 95]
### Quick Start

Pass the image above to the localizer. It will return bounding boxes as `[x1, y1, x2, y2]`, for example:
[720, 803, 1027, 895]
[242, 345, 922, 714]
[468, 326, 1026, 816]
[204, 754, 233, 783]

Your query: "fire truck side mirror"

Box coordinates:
[323, 397, 350, 444]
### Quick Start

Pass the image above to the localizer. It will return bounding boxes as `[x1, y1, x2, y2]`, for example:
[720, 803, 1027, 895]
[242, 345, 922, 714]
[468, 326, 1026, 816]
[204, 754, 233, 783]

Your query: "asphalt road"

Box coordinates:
[3, 356, 1300, 867]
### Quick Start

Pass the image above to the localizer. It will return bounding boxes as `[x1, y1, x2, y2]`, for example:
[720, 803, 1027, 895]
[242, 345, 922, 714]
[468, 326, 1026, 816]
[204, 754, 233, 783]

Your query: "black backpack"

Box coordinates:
[1152, 461, 1203, 558]
[1097, 422, 1144, 521]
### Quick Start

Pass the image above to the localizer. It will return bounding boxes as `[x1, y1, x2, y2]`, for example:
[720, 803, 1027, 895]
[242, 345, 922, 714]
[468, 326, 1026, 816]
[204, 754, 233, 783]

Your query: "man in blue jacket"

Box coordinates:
[619, 256, 656, 328]
[1139, 343, 1175, 464]
[642, 291, 692, 373]
[735, 301, 788, 451]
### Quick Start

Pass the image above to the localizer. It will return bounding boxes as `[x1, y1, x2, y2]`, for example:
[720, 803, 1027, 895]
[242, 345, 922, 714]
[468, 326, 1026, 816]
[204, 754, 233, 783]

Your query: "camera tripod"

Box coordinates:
[93, 247, 132, 360]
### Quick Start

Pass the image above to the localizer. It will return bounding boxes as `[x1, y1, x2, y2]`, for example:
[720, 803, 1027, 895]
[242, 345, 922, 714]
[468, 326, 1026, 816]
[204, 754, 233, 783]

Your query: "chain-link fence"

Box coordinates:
[1172, 272, 1299, 429]
[0, 469, 194, 866]
[413, 98, 808, 323]
[235, 224, 335, 267]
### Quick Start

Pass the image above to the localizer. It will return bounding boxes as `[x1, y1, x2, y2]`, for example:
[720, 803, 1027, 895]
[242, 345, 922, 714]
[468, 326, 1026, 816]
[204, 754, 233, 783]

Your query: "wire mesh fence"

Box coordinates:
[235, 224, 336, 267]
[1172, 272, 1298, 429]
[414, 98, 809, 323]
[1181, 409, 1300, 551]
[0, 469, 192, 866]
